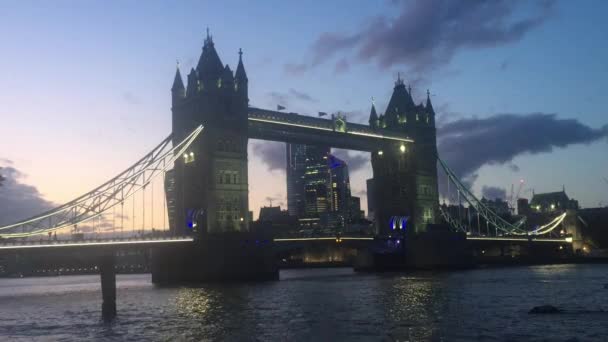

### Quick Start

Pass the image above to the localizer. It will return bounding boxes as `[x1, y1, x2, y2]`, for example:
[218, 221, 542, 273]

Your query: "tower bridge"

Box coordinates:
[170, 32, 439, 239]
[0, 31, 578, 297]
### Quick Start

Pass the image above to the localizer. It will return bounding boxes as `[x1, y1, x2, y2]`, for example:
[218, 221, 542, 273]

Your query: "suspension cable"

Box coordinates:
[0, 125, 203, 238]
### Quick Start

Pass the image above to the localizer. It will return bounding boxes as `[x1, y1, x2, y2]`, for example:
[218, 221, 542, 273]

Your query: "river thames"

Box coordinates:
[0, 265, 607, 341]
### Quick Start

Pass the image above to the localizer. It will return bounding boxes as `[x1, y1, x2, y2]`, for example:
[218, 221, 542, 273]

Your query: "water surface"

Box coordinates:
[1, 265, 607, 341]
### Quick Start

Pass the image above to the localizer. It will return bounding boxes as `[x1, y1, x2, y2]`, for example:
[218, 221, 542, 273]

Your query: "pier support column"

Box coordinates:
[99, 254, 116, 320]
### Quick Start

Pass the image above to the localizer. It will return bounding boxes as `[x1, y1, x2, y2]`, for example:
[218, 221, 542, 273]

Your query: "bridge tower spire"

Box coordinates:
[235, 48, 248, 101]
[369, 97, 379, 128]
[171, 61, 185, 105]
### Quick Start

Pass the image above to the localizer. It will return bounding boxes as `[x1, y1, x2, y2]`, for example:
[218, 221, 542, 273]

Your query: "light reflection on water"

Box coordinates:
[0, 265, 607, 341]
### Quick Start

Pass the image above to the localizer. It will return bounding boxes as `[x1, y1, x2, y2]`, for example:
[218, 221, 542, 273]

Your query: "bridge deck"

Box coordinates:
[0, 235, 571, 252]
[0, 237, 194, 251]
[248, 108, 412, 151]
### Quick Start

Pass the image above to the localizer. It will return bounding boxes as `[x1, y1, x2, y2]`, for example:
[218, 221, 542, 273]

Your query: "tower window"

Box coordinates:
[217, 78, 222, 88]
[183, 151, 195, 164]
[225, 174, 231, 184]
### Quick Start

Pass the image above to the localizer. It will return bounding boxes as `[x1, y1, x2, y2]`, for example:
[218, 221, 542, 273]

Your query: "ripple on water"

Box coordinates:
[0, 266, 608, 340]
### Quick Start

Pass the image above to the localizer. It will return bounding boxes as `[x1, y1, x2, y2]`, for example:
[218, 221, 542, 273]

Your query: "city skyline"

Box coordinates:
[1, 0, 608, 227]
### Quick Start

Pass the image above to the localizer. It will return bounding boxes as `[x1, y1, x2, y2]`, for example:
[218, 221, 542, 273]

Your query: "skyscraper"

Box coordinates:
[286, 144, 360, 230]
[328, 154, 351, 224]
[286, 143, 308, 217]
[286, 144, 332, 219]
[303, 146, 331, 217]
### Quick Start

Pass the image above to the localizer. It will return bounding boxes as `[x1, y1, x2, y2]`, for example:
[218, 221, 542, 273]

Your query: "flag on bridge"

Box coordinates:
[277, 105, 286, 111]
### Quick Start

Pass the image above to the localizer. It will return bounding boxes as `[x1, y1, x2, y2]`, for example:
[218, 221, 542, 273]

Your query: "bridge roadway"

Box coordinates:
[0, 234, 572, 252]
[247, 107, 413, 151]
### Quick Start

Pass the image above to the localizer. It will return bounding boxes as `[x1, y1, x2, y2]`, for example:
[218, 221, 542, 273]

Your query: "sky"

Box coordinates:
[1, 0, 607, 228]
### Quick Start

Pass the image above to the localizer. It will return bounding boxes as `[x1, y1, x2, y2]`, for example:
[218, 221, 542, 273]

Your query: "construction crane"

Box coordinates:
[508, 179, 525, 214]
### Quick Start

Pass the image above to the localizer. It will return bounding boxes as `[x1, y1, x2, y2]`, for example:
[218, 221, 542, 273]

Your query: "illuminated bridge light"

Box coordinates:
[0, 237, 194, 250]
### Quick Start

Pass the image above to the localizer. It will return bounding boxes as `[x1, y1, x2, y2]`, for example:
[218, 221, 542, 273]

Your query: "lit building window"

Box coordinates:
[183, 151, 195, 164]
[423, 207, 433, 222]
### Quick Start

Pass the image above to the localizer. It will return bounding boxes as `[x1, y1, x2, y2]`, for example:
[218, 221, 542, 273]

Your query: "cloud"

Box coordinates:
[354, 189, 367, 197]
[0, 162, 55, 226]
[508, 163, 520, 172]
[437, 113, 608, 186]
[288, 88, 317, 103]
[306, 0, 554, 74]
[267, 91, 289, 107]
[331, 149, 370, 173]
[500, 60, 509, 71]
[334, 59, 350, 73]
[481, 186, 507, 200]
[283, 63, 308, 75]
[252, 141, 286, 172]
[122, 91, 141, 105]
[266, 88, 317, 108]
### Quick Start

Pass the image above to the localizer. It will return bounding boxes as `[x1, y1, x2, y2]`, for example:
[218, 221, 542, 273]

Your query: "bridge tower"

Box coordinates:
[170, 32, 250, 237]
[370, 77, 439, 234]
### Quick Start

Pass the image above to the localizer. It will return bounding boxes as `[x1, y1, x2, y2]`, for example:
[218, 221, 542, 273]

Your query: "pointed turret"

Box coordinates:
[171, 62, 185, 104]
[196, 29, 224, 85]
[384, 73, 415, 127]
[426, 89, 435, 114]
[186, 68, 198, 97]
[235, 48, 248, 83]
[220, 64, 234, 90]
[234, 48, 248, 103]
[425, 89, 436, 126]
[369, 97, 379, 128]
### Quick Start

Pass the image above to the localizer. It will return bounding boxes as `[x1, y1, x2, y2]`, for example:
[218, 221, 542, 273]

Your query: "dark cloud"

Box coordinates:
[334, 58, 350, 74]
[481, 186, 507, 200]
[332, 149, 370, 173]
[266, 88, 317, 108]
[288, 88, 317, 103]
[0, 162, 55, 226]
[500, 60, 509, 71]
[306, 0, 554, 73]
[508, 163, 520, 172]
[252, 141, 286, 172]
[438, 113, 608, 184]
[267, 91, 289, 107]
[283, 63, 308, 75]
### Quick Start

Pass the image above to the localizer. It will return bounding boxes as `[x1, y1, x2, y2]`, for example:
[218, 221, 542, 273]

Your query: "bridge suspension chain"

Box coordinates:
[437, 156, 527, 235]
[0, 125, 203, 238]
